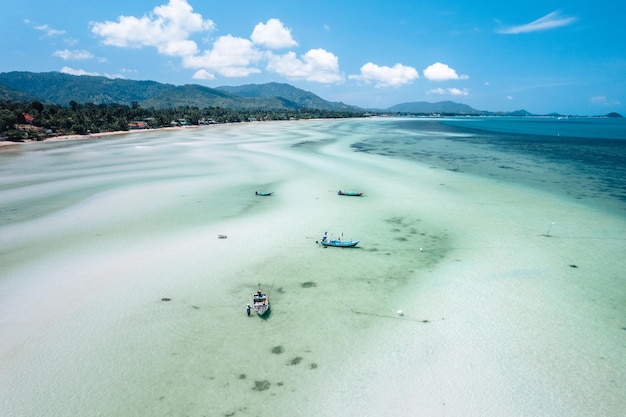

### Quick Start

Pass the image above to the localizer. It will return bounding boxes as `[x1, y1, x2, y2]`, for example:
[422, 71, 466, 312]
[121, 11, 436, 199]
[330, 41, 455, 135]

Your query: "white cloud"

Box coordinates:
[53, 49, 94, 60]
[448, 88, 469, 96]
[251, 18, 297, 49]
[60, 67, 100, 76]
[192, 69, 215, 80]
[428, 87, 469, 96]
[348, 62, 418, 87]
[266, 49, 343, 83]
[33, 23, 66, 37]
[91, 0, 215, 57]
[589, 96, 621, 106]
[423, 62, 468, 81]
[60, 67, 123, 79]
[183, 35, 263, 77]
[497, 11, 577, 34]
[89, 0, 345, 84]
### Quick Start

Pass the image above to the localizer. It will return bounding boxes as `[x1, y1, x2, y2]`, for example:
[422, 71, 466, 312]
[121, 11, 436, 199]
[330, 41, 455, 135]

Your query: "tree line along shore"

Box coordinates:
[0, 99, 365, 142]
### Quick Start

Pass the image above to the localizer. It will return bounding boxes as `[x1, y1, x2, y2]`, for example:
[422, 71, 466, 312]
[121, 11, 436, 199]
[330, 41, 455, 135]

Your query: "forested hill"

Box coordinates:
[386, 100, 483, 114]
[217, 82, 352, 112]
[0, 71, 360, 112]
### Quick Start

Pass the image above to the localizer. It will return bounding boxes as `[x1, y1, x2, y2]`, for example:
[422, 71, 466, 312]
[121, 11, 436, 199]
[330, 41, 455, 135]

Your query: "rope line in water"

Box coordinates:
[349, 307, 444, 323]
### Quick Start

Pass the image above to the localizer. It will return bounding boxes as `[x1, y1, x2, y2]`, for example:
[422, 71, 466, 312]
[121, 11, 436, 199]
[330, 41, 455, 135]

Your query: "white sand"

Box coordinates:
[0, 119, 624, 417]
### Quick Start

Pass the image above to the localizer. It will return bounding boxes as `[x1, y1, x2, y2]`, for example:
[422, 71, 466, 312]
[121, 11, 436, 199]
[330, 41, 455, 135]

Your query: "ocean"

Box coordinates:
[1, 117, 625, 417]
[351, 116, 626, 214]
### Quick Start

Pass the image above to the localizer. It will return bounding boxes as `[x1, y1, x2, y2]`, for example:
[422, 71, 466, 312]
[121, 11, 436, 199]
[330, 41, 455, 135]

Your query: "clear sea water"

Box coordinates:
[1, 118, 625, 417]
[351, 116, 626, 214]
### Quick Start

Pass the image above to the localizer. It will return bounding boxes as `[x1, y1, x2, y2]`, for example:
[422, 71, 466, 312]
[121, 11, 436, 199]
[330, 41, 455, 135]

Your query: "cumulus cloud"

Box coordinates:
[60, 67, 101, 76]
[183, 35, 263, 77]
[90, 1, 344, 84]
[266, 49, 343, 83]
[348, 62, 418, 87]
[497, 11, 577, 34]
[91, 0, 215, 57]
[251, 18, 298, 49]
[53, 49, 94, 60]
[192, 69, 215, 80]
[423, 62, 468, 82]
[448, 87, 469, 96]
[428, 87, 469, 96]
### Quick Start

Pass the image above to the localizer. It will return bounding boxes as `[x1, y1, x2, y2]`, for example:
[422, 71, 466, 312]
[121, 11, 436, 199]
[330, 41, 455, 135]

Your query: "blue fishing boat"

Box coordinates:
[321, 239, 360, 247]
[338, 190, 363, 196]
[318, 232, 359, 247]
[255, 191, 274, 196]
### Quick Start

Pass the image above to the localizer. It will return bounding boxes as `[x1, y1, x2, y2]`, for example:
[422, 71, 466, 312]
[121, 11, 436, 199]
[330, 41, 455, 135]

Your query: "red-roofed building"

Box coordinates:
[23, 113, 35, 124]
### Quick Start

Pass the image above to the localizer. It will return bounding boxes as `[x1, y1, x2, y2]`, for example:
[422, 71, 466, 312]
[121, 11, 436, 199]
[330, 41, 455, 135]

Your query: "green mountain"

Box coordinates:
[386, 100, 483, 114]
[384, 100, 538, 116]
[217, 82, 358, 111]
[0, 71, 169, 106]
[0, 83, 40, 103]
[0, 71, 558, 116]
[0, 71, 361, 112]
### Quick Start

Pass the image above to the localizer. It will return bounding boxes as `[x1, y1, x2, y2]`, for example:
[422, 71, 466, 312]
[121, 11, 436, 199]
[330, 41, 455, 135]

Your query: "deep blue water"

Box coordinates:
[351, 117, 626, 214]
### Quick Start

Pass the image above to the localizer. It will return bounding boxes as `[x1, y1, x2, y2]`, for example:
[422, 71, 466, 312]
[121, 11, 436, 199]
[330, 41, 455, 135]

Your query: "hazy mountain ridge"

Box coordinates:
[386, 100, 482, 114]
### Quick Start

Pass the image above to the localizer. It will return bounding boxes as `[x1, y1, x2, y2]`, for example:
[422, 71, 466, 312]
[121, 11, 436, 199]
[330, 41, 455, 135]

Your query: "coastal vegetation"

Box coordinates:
[0, 99, 361, 141]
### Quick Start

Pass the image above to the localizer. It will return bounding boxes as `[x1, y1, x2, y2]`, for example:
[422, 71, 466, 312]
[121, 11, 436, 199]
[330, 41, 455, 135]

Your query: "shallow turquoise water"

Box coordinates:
[0, 119, 624, 417]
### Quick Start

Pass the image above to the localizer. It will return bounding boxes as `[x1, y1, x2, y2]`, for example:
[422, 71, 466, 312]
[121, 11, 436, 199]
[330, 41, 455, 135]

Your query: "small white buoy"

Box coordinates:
[419, 247, 423, 252]
[397, 309, 404, 317]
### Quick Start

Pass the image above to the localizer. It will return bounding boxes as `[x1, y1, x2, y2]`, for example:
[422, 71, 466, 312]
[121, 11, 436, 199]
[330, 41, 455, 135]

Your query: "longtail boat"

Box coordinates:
[338, 190, 363, 196]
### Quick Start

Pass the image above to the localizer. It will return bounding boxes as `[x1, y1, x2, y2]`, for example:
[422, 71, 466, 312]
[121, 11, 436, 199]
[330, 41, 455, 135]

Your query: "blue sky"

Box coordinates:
[1, 0, 624, 115]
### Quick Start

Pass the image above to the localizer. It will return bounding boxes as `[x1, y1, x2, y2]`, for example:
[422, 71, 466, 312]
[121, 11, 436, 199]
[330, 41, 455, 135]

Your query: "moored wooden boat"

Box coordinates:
[318, 232, 359, 247]
[321, 239, 360, 247]
[338, 190, 363, 196]
[252, 284, 270, 315]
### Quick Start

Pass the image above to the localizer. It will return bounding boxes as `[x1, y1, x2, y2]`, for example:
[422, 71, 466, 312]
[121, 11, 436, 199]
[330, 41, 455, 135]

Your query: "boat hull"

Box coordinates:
[321, 240, 359, 247]
[254, 304, 269, 315]
[337, 190, 363, 196]
[253, 291, 270, 315]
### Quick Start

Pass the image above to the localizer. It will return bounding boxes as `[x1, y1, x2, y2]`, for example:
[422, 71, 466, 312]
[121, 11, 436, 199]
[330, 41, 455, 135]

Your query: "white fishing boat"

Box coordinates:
[252, 284, 270, 316]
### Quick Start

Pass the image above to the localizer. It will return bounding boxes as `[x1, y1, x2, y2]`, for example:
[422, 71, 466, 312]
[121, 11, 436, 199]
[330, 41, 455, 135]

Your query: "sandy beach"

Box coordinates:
[0, 118, 624, 417]
[0, 125, 197, 149]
